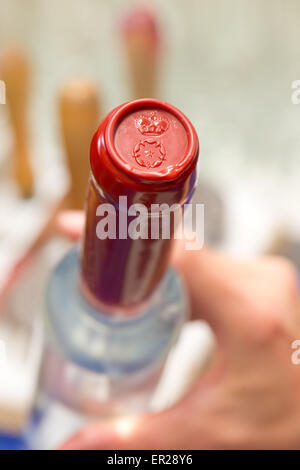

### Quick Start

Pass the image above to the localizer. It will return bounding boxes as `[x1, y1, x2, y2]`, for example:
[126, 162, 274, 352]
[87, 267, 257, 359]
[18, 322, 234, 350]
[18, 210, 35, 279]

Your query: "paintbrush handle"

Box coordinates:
[1, 46, 34, 197]
[121, 7, 159, 99]
[59, 78, 100, 210]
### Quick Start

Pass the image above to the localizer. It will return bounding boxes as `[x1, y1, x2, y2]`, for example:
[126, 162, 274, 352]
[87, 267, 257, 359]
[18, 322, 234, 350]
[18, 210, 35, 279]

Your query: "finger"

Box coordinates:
[56, 210, 85, 240]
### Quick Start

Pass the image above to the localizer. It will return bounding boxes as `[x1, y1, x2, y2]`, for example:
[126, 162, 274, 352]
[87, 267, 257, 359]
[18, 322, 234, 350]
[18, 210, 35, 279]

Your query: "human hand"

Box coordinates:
[57, 211, 300, 449]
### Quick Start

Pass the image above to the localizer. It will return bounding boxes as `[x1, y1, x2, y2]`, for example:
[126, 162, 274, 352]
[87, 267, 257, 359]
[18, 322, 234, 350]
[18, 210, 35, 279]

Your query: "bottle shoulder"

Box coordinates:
[45, 247, 188, 374]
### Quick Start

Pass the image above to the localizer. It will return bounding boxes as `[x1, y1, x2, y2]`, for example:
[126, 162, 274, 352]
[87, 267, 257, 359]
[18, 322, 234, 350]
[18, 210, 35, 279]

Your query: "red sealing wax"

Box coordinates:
[81, 99, 199, 312]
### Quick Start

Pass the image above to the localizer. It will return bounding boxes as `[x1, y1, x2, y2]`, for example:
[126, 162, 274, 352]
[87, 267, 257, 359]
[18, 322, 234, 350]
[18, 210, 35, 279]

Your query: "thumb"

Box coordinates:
[60, 402, 206, 450]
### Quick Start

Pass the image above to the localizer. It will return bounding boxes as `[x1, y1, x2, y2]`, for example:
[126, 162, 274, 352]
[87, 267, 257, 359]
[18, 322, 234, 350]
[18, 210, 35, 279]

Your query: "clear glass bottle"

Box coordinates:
[34, 98, 199, 449]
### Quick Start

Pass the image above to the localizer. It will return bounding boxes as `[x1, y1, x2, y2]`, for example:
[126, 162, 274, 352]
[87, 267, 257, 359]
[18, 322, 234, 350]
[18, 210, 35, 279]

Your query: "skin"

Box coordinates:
[57, 211, 300, 450]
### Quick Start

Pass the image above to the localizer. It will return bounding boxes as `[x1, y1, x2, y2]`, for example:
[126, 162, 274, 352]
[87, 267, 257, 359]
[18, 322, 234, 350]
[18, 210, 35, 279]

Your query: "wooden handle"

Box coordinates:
[121, 8, 159, 99]
[59, 78, 100, 210]
[0, 45, 34, 198]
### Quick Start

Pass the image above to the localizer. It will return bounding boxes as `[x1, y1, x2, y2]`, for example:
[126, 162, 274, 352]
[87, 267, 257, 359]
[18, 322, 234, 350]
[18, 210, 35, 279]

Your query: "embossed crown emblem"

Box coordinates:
[135, 113, 169, 136]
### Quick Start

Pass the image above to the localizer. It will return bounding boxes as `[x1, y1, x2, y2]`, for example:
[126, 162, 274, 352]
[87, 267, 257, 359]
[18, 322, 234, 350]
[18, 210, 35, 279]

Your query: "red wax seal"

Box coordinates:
[81, 99, 199, 313]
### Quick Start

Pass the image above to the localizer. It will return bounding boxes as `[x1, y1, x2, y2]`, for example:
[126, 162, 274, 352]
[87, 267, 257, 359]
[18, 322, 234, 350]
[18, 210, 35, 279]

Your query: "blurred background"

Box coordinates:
[0, 0, 300, 449]
[1, 0, 300, 254]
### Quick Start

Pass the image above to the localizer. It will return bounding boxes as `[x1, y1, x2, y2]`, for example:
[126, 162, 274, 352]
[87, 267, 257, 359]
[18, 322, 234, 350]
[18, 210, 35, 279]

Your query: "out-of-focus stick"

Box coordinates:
[0, 46, 34, 198]
[59, 78, 100, 210]
[120, 7, 159, 99]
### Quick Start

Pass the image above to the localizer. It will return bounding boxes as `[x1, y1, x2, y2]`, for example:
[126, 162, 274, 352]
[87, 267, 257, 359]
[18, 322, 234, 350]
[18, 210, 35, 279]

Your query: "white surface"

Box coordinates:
[0, 146, 68, 292]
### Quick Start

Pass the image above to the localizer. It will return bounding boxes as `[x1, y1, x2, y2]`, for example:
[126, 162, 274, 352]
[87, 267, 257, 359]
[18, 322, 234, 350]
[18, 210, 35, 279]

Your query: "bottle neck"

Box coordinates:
[80, 175, 192, 315]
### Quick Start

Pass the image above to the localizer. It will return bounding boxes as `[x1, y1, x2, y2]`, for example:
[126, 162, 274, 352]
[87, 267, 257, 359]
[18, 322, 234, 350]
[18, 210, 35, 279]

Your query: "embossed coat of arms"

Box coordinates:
[133, 112, 169, 169]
